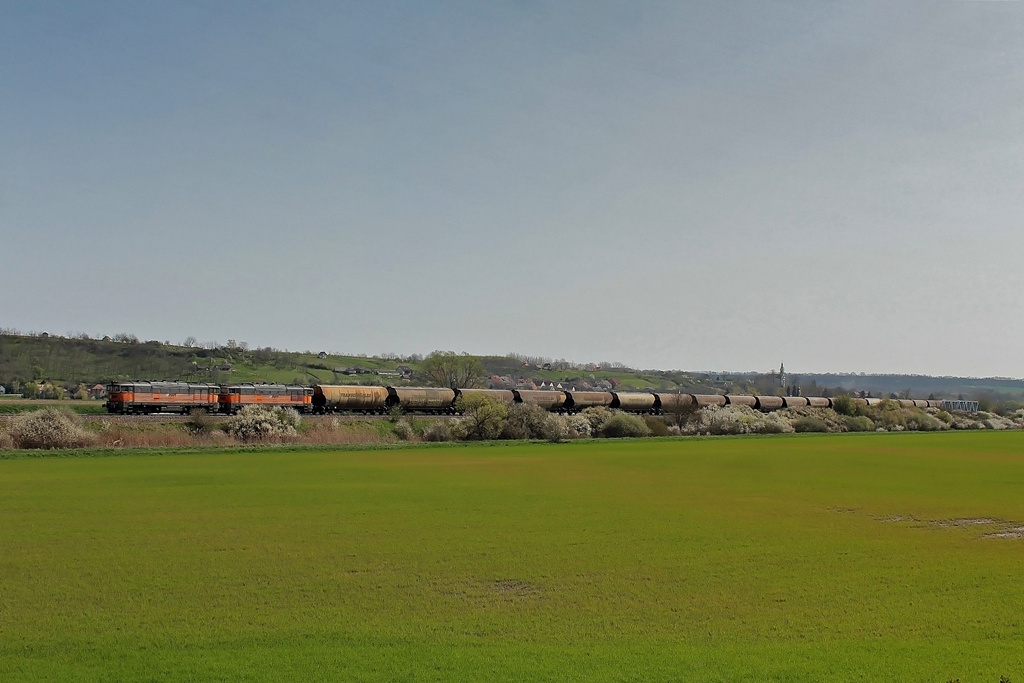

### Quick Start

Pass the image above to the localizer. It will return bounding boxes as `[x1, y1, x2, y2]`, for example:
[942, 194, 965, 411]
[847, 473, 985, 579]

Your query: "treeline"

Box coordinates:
[3, 329, 1022, 411]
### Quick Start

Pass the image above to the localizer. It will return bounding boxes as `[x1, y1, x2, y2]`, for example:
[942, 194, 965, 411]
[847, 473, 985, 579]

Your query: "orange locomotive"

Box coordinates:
[217, 383, 313, 415]
[105, 382, 220, 414]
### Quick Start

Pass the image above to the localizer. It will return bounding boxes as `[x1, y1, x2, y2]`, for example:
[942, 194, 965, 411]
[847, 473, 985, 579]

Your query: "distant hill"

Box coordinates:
[799, 373, 1024, 401]
[1, 332, 1020, 408]
[0, 333, 721, 395]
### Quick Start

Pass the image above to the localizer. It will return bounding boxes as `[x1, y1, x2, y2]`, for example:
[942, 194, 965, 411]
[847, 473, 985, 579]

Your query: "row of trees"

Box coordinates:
[408, 396, 656, 443]
[12, 380, 93, 400]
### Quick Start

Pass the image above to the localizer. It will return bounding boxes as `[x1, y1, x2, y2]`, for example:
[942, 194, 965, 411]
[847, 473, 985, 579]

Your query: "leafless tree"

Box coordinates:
[421, 351, 485, 389]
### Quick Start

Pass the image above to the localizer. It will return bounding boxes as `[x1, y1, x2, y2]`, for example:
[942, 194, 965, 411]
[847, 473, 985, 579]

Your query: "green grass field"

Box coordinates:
[2, 433, 1023, 681]
[0, 400, 106, 415]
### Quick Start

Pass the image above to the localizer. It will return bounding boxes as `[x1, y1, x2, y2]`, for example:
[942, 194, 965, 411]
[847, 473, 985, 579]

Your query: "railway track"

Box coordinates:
[80, 412, 442, 424]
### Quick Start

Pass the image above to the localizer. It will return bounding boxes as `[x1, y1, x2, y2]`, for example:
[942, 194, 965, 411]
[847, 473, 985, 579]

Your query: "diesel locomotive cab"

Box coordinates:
[219, 385, 247, 414]
[105, 383, 133, 413]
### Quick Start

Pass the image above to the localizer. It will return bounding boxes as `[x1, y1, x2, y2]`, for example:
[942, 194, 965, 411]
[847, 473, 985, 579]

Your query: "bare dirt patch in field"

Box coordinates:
[492, 579, 541, 597]
[983, 526, 1024, 539]
[931, 517, 1001, 527]
[875, 513, 1024, 539]
[876, 514, 918, 523]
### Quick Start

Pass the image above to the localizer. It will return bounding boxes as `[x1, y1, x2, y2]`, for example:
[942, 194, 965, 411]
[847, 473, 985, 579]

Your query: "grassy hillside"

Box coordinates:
[0, 333, 714, 393]
[0, 334, 415, 388]
[2, 433, 1023, 680]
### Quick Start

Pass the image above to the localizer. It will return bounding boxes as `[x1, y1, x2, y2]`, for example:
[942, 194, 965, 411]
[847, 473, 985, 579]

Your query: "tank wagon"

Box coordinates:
[657, 393, 696, 414]
[512, 389, 567, 412]
[386, 387, 458, 413]
[725, 395, 758, 408]
[612, 392, 658, 413]
[565, 391, 615, 412]
[312, 385, 389, 414]
[457, 388, 516, 404]
[754, 396, 785, 411]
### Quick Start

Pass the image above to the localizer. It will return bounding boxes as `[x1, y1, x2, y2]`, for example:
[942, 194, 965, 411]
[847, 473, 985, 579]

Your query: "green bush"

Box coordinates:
[598, 413, 651, 438]
[454, 394, 508, 440]
[502, 403, 550, 440]
[907, 411, 946, 432]
[872, 400, 906, 430]
[792, 417, 829, 433]
[831, 395, 857, 416]
[643, 416, 671, 436]
[843, 416, 875, 432]
[184, 409, 215, 435]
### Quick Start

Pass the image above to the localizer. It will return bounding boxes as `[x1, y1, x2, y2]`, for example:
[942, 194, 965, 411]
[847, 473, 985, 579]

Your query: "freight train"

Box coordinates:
[312, 386, 944, 414]
[105, 381, 945, 415]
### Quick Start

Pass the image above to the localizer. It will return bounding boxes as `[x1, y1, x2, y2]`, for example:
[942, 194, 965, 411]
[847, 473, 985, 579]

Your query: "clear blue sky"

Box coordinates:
[3, 1, 1023, 376]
